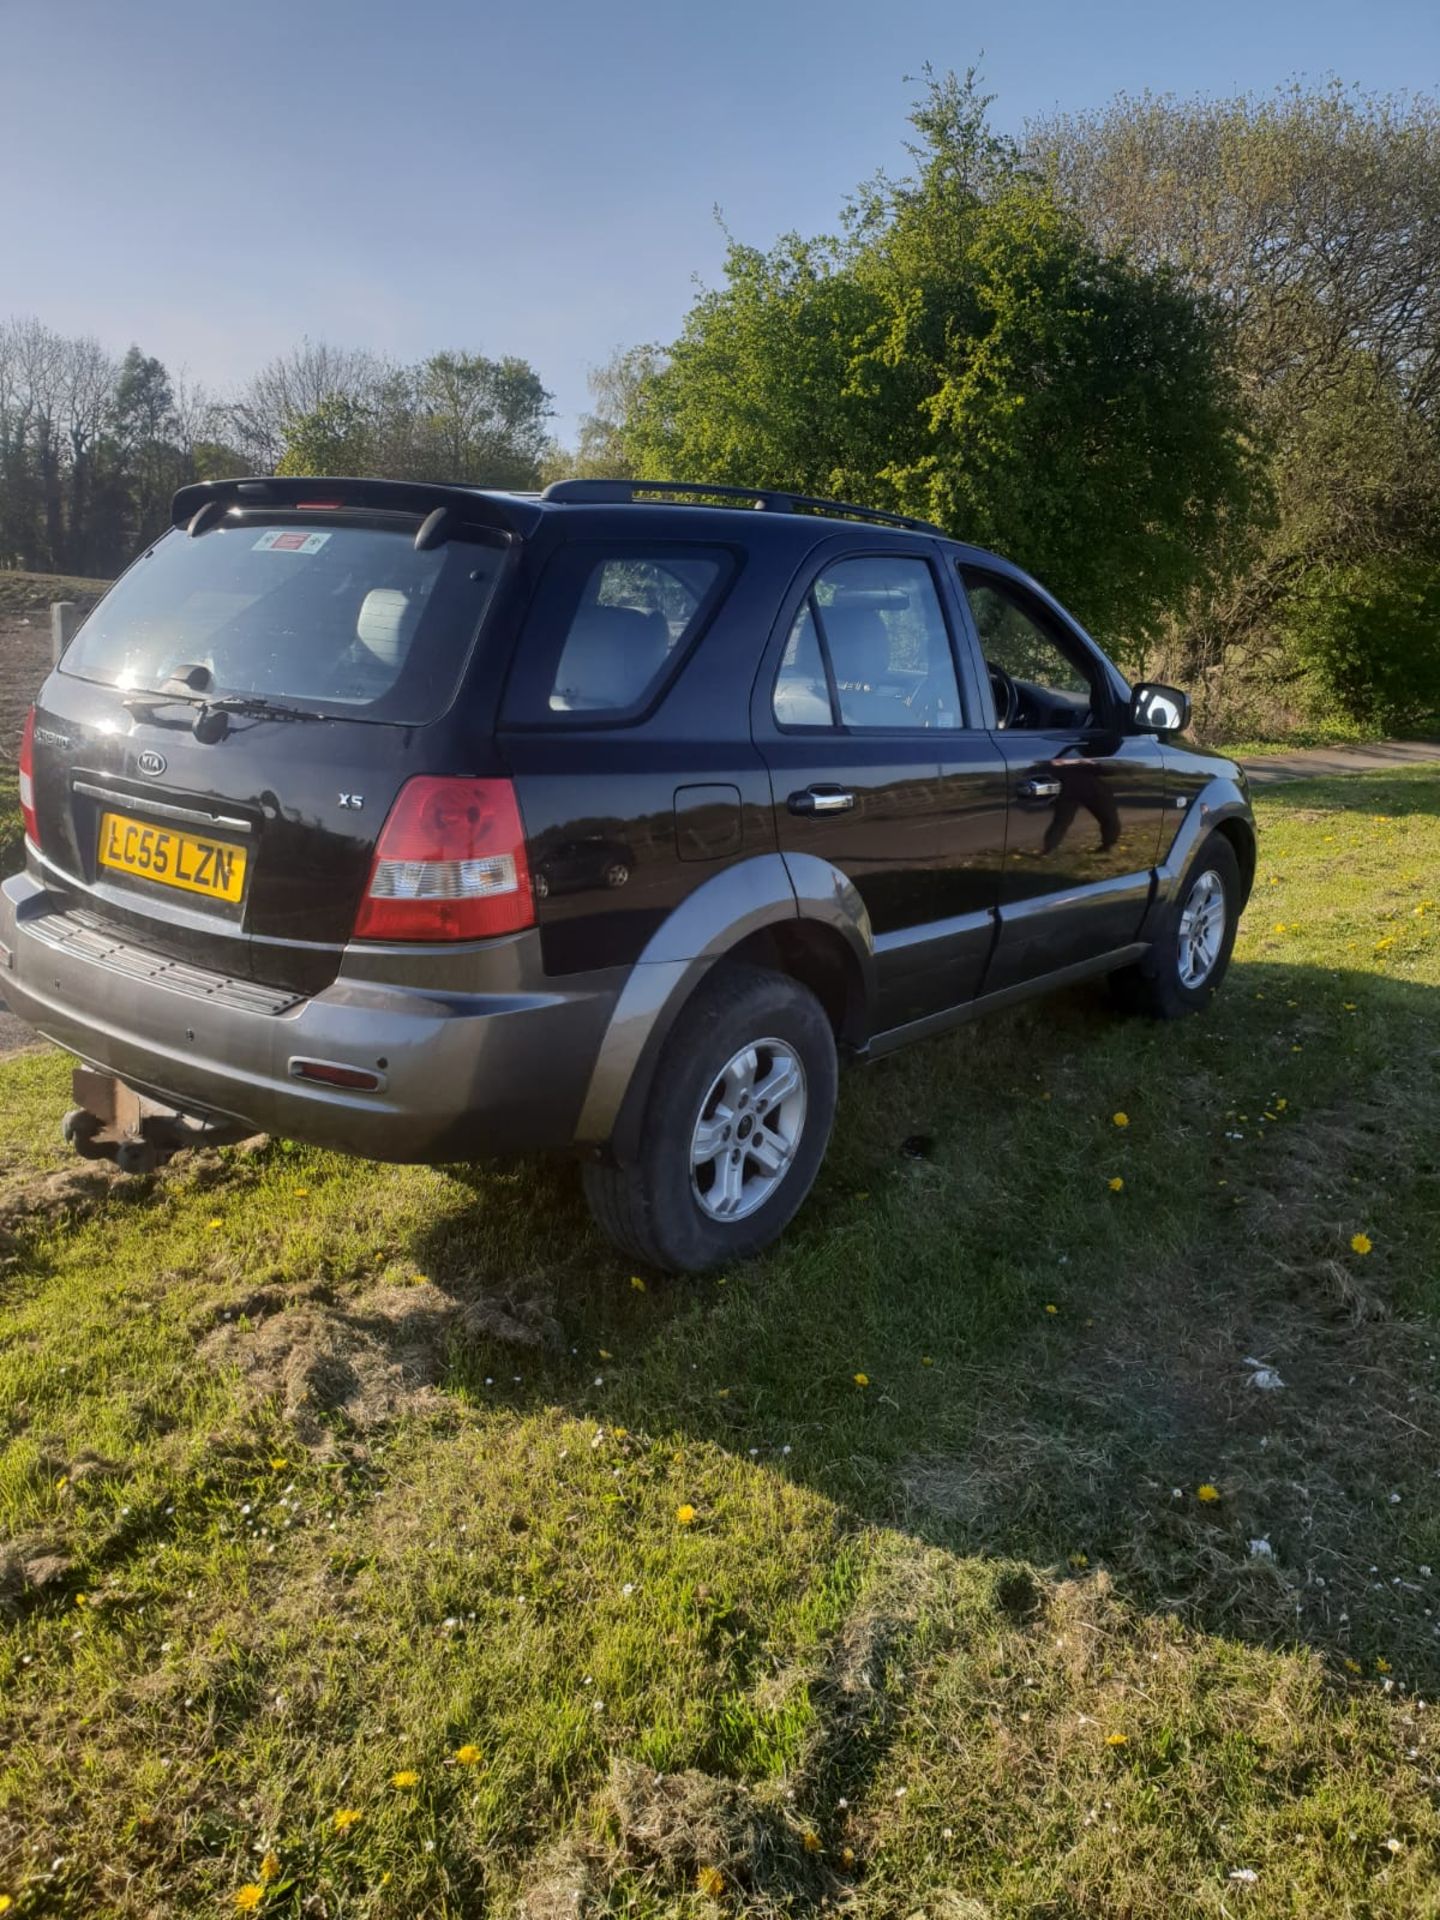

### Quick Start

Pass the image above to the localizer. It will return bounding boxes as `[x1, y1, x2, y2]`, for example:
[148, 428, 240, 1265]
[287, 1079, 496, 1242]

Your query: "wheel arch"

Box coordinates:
[574, 853, 873, 1163]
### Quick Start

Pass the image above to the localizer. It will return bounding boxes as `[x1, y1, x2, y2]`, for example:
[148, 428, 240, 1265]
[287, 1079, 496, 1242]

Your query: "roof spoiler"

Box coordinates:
[171, 476, 544, 542]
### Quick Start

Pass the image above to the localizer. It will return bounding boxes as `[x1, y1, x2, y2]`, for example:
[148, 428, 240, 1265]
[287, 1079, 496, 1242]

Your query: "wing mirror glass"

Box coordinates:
[1129, 682, 1191, 734]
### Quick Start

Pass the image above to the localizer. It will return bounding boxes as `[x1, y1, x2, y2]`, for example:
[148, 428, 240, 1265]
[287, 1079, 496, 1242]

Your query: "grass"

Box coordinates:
[0, 570, 110, 617]
[2, 767, 1440, 1916]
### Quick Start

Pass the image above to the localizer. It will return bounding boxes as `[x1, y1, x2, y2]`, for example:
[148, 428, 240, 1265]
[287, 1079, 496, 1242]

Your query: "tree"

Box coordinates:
[620, 72, 1254, 653]
[1031, 83, 1440, 715]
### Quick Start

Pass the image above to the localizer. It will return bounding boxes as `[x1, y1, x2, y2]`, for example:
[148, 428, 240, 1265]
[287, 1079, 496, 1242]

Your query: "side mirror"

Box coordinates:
[1129, 682, 1191, 735]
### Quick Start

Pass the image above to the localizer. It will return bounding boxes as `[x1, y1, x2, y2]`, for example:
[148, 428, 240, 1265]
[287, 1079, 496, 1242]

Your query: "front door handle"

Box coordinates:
[1017, 777, 1061, 800]
[788, 786, 855, 816]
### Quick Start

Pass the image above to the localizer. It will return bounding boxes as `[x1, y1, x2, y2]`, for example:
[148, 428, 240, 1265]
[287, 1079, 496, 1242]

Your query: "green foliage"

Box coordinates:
[617, 73, 1253, 653]
[275, 393, 378, 477]
[1286, 556, 1440, 729]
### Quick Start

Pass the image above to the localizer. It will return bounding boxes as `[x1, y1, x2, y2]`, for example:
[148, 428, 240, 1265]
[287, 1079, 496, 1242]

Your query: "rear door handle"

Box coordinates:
[788, 786, 855, 815]
[1017, 777, 1061, 799]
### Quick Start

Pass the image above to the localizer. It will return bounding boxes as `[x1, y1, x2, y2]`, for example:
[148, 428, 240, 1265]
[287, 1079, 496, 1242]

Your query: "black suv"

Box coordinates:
[4, 477, 1254, 1270]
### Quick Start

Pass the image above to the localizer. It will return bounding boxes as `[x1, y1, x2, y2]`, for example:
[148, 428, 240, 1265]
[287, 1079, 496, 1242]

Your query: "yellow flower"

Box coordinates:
[1108, 1176, 1125, 1192]
[921, 1355, 934, 1367]
[1344, 1658, 1362, 1675]
[675, 1504, 698, 1526]
[629, 1274, 647, 1292]
[293, 1187, 309, 1197]
[1272, 921, 1286, 934]
[454, 1744, 482, 1766]
[1343, 1001, 1357, 1010]
[390, 1769, 420, 1789]
[841, 1845, 856, 1866]
[332, 1808, 363, 1832]
[853, 1372, 869, 1387]
[75, 1591, 86, 1607]
[259, 1853, 280, 1884]
[1376, 1656, 1392, 1674]
[598, 1349, 613, 1360]
[1375, 936, 1394, 952]
[1112, 1111, 1129, 1127]
[802, 1829, 822, 1853]
[208, 1217, 224, 1230]
[1105, 1732, 1129, 1746]
[1044, 1303, 1058, 1315]
[234, 1889, 264, 1913]
[697, 1865, 726, 1897]
[0, 1899, 14, 1914]
[1196, 1484, 1220, 1503]
[269, 1458, 288, 1471]
[1350, 1232, 1373, 1256]
[1068, 1551, 1089, 1569]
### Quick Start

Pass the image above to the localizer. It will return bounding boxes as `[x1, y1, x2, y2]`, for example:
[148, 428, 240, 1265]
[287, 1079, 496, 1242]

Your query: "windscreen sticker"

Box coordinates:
[253, 529, 332, 554]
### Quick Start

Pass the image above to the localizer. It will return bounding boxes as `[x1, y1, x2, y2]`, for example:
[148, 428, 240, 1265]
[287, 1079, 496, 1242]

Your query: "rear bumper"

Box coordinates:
[0, 873, 620, 1160]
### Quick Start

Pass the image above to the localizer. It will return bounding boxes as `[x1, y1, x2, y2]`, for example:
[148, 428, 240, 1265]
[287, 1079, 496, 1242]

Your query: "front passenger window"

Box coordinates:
[961, 570, 1101, 729]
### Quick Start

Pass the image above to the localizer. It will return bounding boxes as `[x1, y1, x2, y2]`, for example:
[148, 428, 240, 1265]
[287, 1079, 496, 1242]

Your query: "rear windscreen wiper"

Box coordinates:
[197, 695, 326, 724]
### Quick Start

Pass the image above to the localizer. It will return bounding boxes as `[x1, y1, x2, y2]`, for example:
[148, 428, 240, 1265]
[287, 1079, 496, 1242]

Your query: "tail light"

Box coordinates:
[18, 708, 39, 848]
[353, 776, 534, 942]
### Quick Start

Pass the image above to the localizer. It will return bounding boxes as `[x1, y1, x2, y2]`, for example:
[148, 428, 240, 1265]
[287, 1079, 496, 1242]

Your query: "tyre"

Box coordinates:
[1110, 831, 1243, 1019]
[582, 963, 838, 1272]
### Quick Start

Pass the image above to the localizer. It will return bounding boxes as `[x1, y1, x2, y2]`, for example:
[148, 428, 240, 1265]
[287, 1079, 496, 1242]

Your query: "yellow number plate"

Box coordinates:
[97, 811, 247, 903]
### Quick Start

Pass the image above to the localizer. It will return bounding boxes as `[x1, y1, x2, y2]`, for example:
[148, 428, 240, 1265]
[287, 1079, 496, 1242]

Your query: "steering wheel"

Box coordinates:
[988, 661, 1021, 730]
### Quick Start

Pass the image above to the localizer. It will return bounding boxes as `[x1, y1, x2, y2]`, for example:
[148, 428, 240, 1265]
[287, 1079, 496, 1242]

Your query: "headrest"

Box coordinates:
[550, 603, 672, 710]
[356, 588, 410, 669]
[822, 601, 891, 686]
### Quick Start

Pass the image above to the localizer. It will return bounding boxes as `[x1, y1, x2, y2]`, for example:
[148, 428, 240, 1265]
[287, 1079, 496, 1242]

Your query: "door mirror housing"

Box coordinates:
[1129, 682, 1191, 735]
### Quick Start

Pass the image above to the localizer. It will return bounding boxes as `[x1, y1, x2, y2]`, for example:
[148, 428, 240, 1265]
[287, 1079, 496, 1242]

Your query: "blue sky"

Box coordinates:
[3, 0, 1437, 442]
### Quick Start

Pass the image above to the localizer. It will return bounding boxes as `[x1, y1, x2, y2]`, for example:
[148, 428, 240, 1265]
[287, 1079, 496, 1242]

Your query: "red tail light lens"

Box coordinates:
[353, 776, 534, 942]
[18, 707, 39, 848]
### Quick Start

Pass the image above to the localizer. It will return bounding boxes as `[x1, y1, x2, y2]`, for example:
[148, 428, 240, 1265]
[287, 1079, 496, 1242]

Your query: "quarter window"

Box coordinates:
[773, 556, 962, 730]
[547, 553, 724, 715]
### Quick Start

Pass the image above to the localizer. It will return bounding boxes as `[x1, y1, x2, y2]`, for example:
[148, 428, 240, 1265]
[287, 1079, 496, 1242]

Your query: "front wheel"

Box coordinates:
[1110, 831, 1243, 1019]
[582, 964, 838, 1272]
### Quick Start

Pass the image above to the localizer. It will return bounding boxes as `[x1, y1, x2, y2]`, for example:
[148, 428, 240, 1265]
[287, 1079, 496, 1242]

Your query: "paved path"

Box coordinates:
[1238, 738, 1440, 785]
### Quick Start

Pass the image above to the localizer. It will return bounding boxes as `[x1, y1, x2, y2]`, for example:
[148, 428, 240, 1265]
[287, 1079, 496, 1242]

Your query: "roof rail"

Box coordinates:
[540, 477, 945, 536]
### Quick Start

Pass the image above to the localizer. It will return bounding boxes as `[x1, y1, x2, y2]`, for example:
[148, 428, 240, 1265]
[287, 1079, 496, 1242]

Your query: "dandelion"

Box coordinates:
[259, 1854, 281, 1884]
[1375, 936, 1395, 952]
[208, 1217, 224, 1230]
[1344, 1658, 1362, 1675]
[1272, 922, 1286, 934]
[0, 1900, 14, 1914]
[234, 1889, 265, 1912]
[1376, 1656, 1392, 1674]
[1197, 1484, 1221, 1503]
[675, 1504, 698, 1526]
[454, 1744, 482, 1766]
[1112, 1111, 1129, 1128]
[1069, 1551, 1089, 1569]
[1045, 1303, 1058, 1315]
[921, 1355, 934, 1367]
[1351, 1232, 1373, 1256]
[697, 1865, 726, 1897]
[598, 1349, 613, 1360]
[853, 1371, 870, 1387]
[390, 1769, 420, 1790]
[802, 1829, 822, 1853]
[269, 1458, 288, 1472]
[629, 1275, 647, 1292]
[1108, 1176, 1125, 1192]
[332, 1808, 363, 1832]
[293, 1187, 309, 1197]
[841, 1845, 856, 1866]
[1105, 1732, 1129, 1746]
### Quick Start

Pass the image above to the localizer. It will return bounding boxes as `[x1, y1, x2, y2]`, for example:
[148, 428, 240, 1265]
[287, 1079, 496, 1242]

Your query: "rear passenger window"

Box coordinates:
[773, 555, 963, 730]
[548, 554, 723, 714]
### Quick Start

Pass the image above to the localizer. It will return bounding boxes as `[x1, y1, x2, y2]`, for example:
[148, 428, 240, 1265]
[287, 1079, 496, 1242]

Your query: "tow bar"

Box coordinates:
[62, 1068, 252, 1173]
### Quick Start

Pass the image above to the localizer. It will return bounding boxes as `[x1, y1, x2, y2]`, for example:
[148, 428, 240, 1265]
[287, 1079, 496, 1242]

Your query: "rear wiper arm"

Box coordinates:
[198, 695, 326, 724]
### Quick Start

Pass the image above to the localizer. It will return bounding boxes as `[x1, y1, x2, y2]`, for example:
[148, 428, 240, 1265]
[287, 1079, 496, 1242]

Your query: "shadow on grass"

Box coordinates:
[381, 956, 1440, 1689]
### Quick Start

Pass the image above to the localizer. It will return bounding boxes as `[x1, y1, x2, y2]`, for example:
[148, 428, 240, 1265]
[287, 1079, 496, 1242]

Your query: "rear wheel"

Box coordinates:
[1110, 831, 1242, 1019]
[582, 964, 838, 1272]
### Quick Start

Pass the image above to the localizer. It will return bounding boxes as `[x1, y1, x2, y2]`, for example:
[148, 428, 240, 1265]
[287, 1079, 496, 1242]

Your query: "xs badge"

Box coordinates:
[338, 793, 364, 810]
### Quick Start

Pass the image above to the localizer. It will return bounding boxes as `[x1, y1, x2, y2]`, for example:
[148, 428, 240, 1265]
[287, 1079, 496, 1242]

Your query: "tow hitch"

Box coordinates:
[62, 1068, 252, 1173]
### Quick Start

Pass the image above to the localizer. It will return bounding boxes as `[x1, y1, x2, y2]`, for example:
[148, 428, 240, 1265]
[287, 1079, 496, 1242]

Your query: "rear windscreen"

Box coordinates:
[61, 517, 508, 724]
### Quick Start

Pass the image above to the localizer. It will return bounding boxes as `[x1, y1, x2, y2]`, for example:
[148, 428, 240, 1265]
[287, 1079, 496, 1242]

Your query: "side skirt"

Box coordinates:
[863, 942, 1149, 1058]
